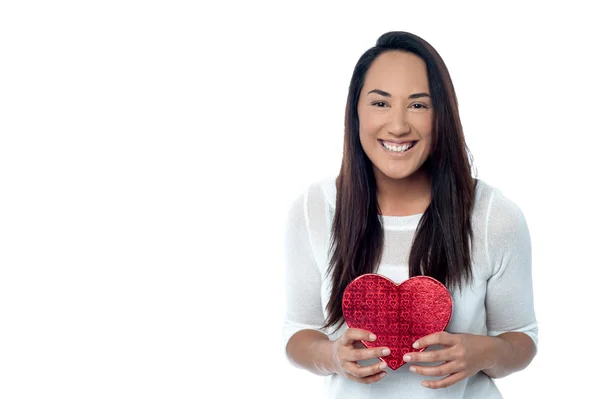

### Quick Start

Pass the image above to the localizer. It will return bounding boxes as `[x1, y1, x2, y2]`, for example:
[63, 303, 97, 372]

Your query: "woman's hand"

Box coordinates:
[403, 331, 498, 389]
[330, 328, 391, 384]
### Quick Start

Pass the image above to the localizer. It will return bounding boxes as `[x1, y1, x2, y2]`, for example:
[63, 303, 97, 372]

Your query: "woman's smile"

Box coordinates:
[378, 139, 417, 155]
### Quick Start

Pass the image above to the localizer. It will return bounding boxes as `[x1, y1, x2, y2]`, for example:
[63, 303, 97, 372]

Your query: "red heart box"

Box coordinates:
[342, 274, 452, 370]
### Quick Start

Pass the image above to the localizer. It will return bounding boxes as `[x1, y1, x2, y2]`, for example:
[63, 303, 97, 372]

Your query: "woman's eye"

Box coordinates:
[410, 103, 429, 109]
[372, 101, 388, 107]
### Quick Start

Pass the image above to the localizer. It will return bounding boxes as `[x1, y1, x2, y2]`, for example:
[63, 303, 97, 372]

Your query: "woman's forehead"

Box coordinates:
[363, 51, 429, 95]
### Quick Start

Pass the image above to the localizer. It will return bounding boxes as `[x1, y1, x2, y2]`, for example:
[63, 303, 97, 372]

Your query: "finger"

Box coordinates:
[409, 361, 457, 377]
[346, 370, 387, 384]
[359, 370, 387, 384]
[403, 347, 452, 363]
[346, 346, 391, 362]
[422, 371, 468, 389]
[413, 331, 456, 349]
[341, 328, 376, 345]
[345, 360, 388, 379]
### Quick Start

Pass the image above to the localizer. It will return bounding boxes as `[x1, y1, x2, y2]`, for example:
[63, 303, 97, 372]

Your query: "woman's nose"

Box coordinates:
[388, 109, 410, 135]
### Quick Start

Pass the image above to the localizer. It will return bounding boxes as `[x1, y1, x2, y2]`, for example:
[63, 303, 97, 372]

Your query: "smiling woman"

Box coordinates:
[282, 31, 538, 399]
[358, 51, 435, 219]
[359, 52, 433, 186]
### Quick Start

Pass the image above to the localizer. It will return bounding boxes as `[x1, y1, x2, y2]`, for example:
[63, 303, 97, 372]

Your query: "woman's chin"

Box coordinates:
[374, 164, 427, 182]
[377, 168, 417, 181]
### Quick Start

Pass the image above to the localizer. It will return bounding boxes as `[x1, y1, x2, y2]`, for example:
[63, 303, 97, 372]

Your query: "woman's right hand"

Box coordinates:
[330, 328, 390, 384]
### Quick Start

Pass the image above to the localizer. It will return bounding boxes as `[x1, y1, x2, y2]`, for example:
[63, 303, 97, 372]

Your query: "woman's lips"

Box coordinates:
[379, 139, 417, 154]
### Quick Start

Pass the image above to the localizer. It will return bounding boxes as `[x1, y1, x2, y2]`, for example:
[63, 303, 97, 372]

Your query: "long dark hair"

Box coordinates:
[324, 31, 476, 331]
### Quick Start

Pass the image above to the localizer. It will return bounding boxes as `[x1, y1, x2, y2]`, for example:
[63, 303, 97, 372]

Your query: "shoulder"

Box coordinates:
[284, 176, 337, 268]
[320, 175, 337, 208]
[473, 180, 531, 264]
[286, 175, 337, 224]
[293, 175, 336, 208]
[473, 179, 528, 228]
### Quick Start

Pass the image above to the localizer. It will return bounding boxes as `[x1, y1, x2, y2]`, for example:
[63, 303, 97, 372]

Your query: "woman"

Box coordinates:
[282, 31, 537, 398]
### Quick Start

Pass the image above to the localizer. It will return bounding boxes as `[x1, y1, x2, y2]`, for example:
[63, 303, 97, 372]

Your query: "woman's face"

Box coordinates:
[358, 51, 433, 182]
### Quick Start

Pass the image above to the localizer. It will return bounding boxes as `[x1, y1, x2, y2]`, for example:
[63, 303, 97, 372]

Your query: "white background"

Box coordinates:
[1, 1, 598, 398]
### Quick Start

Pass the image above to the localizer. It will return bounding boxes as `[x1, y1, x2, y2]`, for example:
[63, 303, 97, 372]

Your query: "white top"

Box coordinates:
[282, 176, 538, 399]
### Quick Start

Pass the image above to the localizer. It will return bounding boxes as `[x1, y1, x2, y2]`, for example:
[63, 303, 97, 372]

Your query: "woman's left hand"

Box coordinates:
[403, 331, 498, 389]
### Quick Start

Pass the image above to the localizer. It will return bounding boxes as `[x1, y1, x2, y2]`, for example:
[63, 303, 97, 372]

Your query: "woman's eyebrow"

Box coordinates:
[408, 92, 431, 99]
[367, 89, 431, 99]
[367, 89, 392, 97]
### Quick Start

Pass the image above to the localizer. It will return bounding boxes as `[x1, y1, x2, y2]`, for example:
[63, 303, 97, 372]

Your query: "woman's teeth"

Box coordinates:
[382, 141, 414, 153]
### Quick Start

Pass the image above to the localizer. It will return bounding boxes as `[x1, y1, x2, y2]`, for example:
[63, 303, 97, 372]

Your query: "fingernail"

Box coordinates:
[403, 354, 411, 362]
[409, 366, 416, 373]
[382, 348, 391, 356]
[369, 334, 376, 341]
[380, 363, 387, 370]
[422, 382, 430, 388]
[413, 341, 420, 348]
[380, 372, 386, 378]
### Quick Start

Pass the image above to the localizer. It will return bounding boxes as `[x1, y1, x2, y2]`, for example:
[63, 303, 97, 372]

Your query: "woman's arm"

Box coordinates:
[282, 189, 331, 373]
[282, 186, 389, 383]
[483, 189, 538, 368]
[402, 189, 538, 389]
[286, 329, 335, 375]
[482, 332, 536, 378]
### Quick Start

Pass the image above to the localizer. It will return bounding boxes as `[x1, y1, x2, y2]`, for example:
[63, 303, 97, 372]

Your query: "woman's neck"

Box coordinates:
[375, 168, 431, 217]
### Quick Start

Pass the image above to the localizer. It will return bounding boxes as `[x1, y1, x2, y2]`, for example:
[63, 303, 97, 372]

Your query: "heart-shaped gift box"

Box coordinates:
[341, 274, 453, 370]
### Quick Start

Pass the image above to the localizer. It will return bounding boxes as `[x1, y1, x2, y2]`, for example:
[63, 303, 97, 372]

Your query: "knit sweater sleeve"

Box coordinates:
[281, 188, 326, 362]
[485, 189, 539, 351]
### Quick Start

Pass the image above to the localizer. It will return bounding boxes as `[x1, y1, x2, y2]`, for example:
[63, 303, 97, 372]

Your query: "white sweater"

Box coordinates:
[282, 176, 538, 399]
